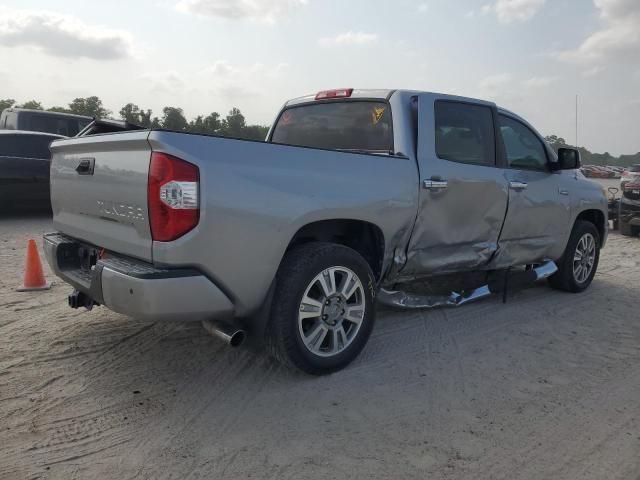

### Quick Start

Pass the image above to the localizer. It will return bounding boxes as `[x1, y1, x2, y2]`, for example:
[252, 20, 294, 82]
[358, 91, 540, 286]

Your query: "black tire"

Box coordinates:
[265, 242, 376, 375]
[619, 219, 634, 237]
[549, 220, 600, 293]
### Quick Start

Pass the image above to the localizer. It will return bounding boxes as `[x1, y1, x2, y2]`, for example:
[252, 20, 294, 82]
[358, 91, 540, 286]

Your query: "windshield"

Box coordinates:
[270, 101, 393, 153]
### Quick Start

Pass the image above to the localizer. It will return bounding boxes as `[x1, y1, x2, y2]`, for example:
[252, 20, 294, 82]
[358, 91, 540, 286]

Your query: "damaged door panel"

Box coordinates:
[489, 113, 571, 268]
[399, 95, 509, 277]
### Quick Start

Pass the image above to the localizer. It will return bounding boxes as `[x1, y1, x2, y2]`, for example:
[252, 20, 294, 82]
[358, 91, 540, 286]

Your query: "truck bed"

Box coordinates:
[49, 130, 419, 316]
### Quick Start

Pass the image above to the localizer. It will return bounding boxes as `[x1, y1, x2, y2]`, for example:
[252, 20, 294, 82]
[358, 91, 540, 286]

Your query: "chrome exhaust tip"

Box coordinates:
[202, 319, 246, 347]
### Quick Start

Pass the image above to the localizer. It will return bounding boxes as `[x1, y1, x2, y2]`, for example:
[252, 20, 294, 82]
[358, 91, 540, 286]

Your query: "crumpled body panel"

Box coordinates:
[378, 285, 491, 309]
[379, 261, 557, 309]
[399, 173, 510, 276]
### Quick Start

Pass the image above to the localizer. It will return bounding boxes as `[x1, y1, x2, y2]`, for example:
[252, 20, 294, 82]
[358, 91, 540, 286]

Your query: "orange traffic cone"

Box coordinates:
[17, 239, 51, 292]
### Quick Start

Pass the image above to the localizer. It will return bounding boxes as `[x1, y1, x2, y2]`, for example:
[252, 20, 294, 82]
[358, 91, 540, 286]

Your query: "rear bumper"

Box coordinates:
[43, 233, 234, 321]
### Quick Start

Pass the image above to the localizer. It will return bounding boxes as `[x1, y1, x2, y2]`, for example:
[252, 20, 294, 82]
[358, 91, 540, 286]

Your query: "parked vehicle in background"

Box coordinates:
[43, 88, 607, 374]
[619, 164, 640, 236]
[0, 130, 65, 211]
[581, 165, 624, 179]
[1, 108, 91, 137]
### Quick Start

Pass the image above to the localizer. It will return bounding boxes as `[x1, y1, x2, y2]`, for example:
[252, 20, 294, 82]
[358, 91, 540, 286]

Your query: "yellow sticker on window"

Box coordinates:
[372, 107, 385, 125]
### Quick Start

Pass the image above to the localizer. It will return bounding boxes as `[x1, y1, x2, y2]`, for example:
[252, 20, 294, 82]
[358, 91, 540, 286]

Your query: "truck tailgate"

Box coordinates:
[49, 131, 153, 261]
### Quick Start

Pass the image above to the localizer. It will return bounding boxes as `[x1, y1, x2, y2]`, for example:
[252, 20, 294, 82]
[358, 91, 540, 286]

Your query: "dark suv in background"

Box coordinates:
[619, 164, 640, 236]
[0, 130, 65, 212]
[1, 108, 91, 137]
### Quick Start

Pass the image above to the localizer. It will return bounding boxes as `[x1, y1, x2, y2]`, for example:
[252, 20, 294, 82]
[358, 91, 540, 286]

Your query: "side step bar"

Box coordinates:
[378, 261, 558, 309]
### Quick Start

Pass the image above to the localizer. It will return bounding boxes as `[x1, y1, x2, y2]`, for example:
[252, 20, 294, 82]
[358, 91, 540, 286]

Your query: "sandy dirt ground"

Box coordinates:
[1, 214, 639, 480]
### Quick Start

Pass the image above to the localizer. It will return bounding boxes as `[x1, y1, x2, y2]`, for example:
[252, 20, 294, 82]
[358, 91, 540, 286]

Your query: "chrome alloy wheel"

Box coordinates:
[573, 232, 596, 284]
[297, 266, 366, 357]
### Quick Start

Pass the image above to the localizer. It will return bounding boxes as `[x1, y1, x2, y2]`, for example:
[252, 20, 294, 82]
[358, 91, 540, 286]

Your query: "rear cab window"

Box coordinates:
[434, 101, 496, 166]
[27, 113, 86, 136]
[270, 101, 393, 154]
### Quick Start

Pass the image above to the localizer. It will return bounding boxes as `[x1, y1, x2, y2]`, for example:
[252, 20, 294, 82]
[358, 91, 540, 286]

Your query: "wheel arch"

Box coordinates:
[285, 219, 386, 281]
[575, 209, 606, 246]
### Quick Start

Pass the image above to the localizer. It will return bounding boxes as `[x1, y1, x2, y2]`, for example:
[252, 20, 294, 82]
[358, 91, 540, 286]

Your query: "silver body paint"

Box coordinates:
[46, 89, 608, 323]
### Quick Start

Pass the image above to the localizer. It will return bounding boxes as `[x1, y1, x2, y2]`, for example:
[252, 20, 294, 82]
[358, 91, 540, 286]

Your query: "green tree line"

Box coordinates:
[545, 135, 640, 168]
[2, 96, 639, 161]
[0, 96, 270, 141]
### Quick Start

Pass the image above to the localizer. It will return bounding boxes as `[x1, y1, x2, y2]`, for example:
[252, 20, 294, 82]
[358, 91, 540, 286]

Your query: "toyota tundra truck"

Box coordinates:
[44, 89, 608, 374]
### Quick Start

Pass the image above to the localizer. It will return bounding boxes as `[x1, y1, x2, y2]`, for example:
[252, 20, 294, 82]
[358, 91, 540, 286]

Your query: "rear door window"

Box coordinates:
[271, 101, 393, 153]
[434, 101, 496, 166]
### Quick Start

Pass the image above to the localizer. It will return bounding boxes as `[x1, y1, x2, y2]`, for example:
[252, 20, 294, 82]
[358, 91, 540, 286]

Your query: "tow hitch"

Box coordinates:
[68, 289, 99, 311]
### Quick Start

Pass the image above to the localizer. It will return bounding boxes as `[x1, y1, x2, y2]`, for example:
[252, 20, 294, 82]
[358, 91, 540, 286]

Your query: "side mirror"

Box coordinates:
[552, 148, 581, 171]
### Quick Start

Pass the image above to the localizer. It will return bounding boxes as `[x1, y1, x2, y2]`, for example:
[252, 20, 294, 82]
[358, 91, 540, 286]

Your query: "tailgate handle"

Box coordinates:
[75, 157, 95, 175]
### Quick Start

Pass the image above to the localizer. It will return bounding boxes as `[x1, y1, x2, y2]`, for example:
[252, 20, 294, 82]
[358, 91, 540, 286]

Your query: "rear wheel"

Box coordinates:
[266, 242, 376, 375]
[549, 220, 600, 293]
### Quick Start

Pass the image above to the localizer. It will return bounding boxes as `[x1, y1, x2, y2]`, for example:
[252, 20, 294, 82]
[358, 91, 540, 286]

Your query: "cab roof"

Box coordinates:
[284, 88, 501, 109]
[1, 108, 92, 120]
[284, 89, 396, 107]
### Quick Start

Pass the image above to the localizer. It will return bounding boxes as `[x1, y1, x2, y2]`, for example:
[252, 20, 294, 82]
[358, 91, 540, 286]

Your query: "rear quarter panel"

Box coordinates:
[148, 131, 419, 317]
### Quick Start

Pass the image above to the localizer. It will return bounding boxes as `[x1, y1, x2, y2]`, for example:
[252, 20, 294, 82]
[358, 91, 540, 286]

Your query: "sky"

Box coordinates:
[0, 0, 639, 155]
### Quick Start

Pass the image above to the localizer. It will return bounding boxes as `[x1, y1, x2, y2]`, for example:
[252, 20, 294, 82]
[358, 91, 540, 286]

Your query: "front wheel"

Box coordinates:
[266, 242, 376, 375]
[549, 220, 600, 293]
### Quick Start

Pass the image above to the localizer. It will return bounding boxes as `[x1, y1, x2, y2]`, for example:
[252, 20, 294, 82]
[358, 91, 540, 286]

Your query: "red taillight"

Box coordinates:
[148, 152, 199, 242]
[315, 88, 353, 100]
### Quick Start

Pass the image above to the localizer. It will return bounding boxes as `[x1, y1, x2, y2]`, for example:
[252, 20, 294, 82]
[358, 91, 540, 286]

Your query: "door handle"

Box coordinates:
[509, 181, 527, 191]
[559, 188, 569, 196]
[75, 157, 95, 175]
[423, 179, 448, 190]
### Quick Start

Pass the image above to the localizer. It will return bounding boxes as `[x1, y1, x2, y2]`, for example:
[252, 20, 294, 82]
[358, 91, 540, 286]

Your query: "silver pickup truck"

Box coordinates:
[44, 88, 607, 374]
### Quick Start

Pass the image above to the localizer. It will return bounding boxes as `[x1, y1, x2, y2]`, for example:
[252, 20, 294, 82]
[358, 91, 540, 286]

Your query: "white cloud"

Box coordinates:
[522, 76, 557, 88]
[205, 61, 289, 98]
[482, 0, 546, 23]
[176, 0, 308, 22]
[208, 61, 289, 78]
[0, 7, 134, 60]
[582, 66, 604, 77]
[417, 3, 429, 13]
[553, 0, 640, 68]
[479, 73, 513, 91]
[318, 31, 378, 47]
[210, 59, 237, 76]
[138, 71, 186, 93]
